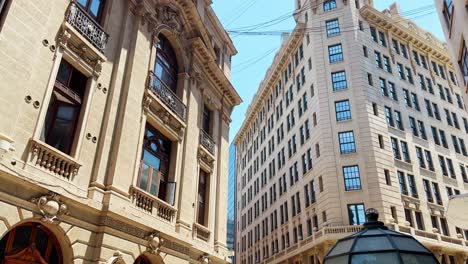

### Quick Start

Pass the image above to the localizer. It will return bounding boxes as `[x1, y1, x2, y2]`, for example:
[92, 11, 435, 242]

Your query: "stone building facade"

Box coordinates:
[234, 1, 468, 263]
[0, 0, 240, 263]
[435, 0, 468, 102]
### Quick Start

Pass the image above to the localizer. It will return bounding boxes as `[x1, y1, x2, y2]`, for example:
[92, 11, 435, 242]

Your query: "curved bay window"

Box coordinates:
[138, 124, 176, 205]
[76, 0, 106, 22]
[42, 60, 87, 155]
[0, 223, 63, 264]
[154, 35, 178, 93]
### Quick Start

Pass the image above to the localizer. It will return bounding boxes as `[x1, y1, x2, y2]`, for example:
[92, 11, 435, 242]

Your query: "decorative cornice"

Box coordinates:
[233, 23, 306, 145]
[360, 5, 451, 64]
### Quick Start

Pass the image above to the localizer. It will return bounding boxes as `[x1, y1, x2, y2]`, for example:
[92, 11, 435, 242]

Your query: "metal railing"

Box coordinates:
[65, 2, 109, 52]
[199, 129, 215, 155]
[147, 71, 187, 121]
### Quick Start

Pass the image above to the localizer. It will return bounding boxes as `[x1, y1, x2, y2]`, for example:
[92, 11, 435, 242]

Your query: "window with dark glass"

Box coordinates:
[401, 141, 410, 162]
[202, 104, 212, 134]
[42, 60, 87, 154]
[375, 51, 383, 68]
[398, 171, 408, 195]
[394, 110, 403, 130]
[370, 27, 377, 42]
[326, 19, 340, 37]
[197, 170, 209, 225]
[383, 56, 392, 73]
[423, 179, 433, 203]
[328, 44, 343, 63]
[155, 35, 178, 93]
[404, 208, 413, 227]
[388, 82, 397, 100]
[378, 31, 386, 47]
[406, 67, 414, 83]
[397, 63, 405, 79]
[415, 211, 424, 230]
[335, 100, 351, 121]
[411, 93, 420, 111]
[418, 120, 427, 139]
[400, 43, 408, 58]
[338, 131, 356, 154]
[331, 71, 347, 91]
[0, 0, 11, 30]
[415, 146, 425, 168]
[343, 165, 361, 191]
[392, 39, 400, 54]
[403, 89, 411, 107]
[407, 174, 418, 198]
[385, 107, 393, 126]
[432, 182, 442, 205]
[76, 0, 106, 22]
[413, 51, 420, 65]
[409, 117, 418, 136]
[348, 204, 365, 225]
[139, 123, 174, 204]
[391, 137, 401, 159]
[379, 78, 388, 96]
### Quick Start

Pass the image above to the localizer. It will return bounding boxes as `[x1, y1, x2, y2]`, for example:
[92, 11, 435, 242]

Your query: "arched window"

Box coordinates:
[154, 35, 178, 93]
[0, 223, 63, 264]
[134, 255, 151, 264]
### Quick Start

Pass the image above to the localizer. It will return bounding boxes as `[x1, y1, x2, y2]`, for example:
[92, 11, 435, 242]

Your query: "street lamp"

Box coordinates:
[324, 208, 439, 264]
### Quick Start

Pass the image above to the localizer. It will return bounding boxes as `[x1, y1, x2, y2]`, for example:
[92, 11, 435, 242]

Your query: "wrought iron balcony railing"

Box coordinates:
[147, 71, 187, 121]
[65, 2, 109, 52]
[200, 129, 215, 155]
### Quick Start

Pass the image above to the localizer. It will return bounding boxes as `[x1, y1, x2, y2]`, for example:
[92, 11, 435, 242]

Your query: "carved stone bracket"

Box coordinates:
[198, 148, 214, 169]
[199, 255, 211, 264]
[30, 192, 68, 224]
[146, 231, 164, 254]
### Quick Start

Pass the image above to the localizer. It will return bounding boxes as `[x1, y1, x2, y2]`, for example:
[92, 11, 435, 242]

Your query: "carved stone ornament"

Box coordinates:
[30, 192, 68, 224]
[57, 29, 72, 49]
[199, 255, 211, 264]
[142, 4, 184, 36]
[106, 251, 125, 264]
[146, 232, 164, 254]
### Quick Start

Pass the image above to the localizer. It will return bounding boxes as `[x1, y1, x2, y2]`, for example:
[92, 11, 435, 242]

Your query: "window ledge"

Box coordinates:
[193, 222, 211, 242]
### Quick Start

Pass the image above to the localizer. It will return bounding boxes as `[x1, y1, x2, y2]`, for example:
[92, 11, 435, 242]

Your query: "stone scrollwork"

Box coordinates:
[142, 3, 184, 37]
[198, 149, 214, 169]
[199, 255, 211, 264]
[30, 192, 68, 224]
[106, 251, 125, 264]
[146, 232, 164, 254]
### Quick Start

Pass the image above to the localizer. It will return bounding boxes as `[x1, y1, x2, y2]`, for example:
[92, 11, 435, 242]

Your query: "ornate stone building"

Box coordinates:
[435, 0, 468, 102]
[0, 0, 240, 263]
[234, 1, 468, 263]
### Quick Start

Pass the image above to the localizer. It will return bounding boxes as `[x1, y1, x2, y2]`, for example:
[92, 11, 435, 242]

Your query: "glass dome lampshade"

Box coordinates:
[324, 208, 439, 264]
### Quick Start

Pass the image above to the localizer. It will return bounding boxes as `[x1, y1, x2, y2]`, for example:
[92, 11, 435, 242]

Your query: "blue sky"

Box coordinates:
[212, 0, 445, 142]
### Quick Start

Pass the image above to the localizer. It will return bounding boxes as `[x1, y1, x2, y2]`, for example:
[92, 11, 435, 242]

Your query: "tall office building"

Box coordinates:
[228, 144, 237, 262]
[0, 0, 240, 263]
[234, 1, 468, 263]
[434, 0, 468, 102]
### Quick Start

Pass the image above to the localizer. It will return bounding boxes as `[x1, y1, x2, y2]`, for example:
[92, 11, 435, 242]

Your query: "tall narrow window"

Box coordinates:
[197, 170, 209, 225]
[42, 60, 87, 154]
[155, 35, 178, 93]
[460, 42, 468, 84]
[202, 104, 212, 134]
[0, 0, 11, 30]
[139, 124, 174, 204]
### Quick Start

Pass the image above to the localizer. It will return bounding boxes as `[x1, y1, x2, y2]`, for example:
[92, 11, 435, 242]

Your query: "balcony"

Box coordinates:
[199, 129, 215, 155]
[129, 186, 177, 223]
[65, 2, 108, 52]
[147, 71, 187, 121]
[29, 139, 81, 180]
[193, 222, 211, 241]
